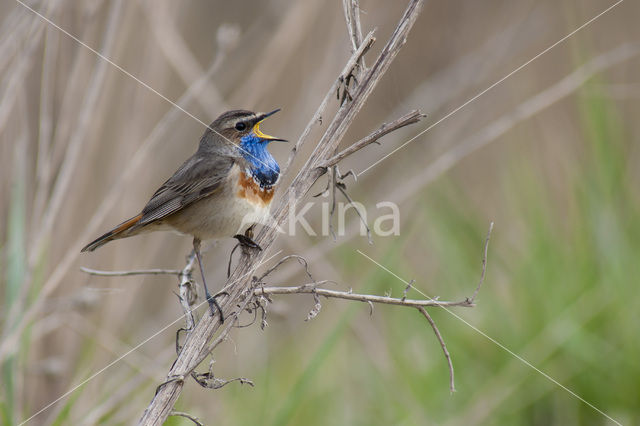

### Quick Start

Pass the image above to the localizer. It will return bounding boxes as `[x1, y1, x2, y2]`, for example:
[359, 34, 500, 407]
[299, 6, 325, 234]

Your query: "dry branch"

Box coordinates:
[139, 1, 425, 423]
[470, 221, 493, 303]
[417, 307, 455, 393]
[175, 252, 198, 333]
[254, 284, 475, 309]
[323, 109, 425, 168]
[342, 0, 365, 62]
[281, 30, 375, 175]
[168, 411, 203, 426]
[80, 267, 182, 277]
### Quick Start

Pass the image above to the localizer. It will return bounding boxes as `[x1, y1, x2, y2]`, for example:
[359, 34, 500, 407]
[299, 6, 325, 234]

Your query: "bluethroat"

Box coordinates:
[81, 109, 286, 321]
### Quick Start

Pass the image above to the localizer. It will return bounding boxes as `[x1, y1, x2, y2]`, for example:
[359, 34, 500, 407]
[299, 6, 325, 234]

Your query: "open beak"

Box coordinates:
[253, 108, 287, 142]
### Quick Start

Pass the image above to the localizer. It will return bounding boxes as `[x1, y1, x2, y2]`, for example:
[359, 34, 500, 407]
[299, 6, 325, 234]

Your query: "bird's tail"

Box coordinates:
[81, 214, 143, 252]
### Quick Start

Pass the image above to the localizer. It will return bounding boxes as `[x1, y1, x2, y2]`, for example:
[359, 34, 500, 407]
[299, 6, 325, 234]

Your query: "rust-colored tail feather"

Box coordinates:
[81, 214, 143, 252]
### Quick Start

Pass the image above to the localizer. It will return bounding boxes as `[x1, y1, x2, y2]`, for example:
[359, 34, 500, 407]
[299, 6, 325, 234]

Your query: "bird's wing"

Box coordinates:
[137, 153, 235, 226]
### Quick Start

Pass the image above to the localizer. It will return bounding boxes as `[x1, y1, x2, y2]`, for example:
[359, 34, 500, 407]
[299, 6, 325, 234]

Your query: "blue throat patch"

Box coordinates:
[239, 134, 280, 188]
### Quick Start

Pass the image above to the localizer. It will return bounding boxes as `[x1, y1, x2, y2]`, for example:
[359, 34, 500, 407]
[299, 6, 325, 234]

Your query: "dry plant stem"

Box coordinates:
[139, 1, 424, 423]
[342, 0, 365, 70]
[323, 109, 425, 168]
[334, 178, 372, 243]
[343, 0, 364, 54]
[470, 221, 493, 303]
[417, 307, 455, 393]
[177, 252, 198, 333]
[80, 267, 182, 277]
[256, 255, 314, 283]
[281, 30, 375, 175]
[255, 285, 475, 309]
[168, 411, 203, 426]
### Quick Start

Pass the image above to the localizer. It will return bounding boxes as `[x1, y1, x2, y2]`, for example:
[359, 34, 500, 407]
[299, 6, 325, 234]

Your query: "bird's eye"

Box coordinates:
[235, 122, 247, 131]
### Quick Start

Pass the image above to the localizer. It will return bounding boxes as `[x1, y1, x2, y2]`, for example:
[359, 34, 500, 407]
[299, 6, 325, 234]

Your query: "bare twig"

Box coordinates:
[313, 166, 340, 240]
[315, 165, 372, 243]
[402, 279, 415, 301]
[281, 31, 375, 175]
[176, 252, 198, 333]
[140, 2, 425, 423]
[168, 411, 203, 426]
[254, 280, 464, 392]
[417, 307, 455, 393]
[323, 109, 425, 168]
[255, 284, 474, 309]
[80, 267, 182, 277]
[256, 254, 315, 283]
[342, 0, 365, 63]
[190, 363, 255, 390]
[469, 222, 493, 303]
[334, 172, 373, 244]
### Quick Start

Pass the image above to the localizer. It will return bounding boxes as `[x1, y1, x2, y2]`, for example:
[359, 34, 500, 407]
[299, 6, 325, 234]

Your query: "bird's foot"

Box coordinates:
[206, 292, 227, 322]
[233, 234, 262, 251]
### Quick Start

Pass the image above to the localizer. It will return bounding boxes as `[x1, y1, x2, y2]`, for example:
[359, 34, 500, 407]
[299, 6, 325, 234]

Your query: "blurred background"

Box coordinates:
[1, 0, 639, 424]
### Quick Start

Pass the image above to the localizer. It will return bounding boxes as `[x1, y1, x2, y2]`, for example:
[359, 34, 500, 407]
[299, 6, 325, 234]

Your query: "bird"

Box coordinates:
[81, 109, 286, 321]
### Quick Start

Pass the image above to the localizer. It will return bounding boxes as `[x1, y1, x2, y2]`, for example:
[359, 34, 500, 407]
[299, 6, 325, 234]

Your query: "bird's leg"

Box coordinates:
[193, 238, 224, 322]
[233, 225, 262, 251]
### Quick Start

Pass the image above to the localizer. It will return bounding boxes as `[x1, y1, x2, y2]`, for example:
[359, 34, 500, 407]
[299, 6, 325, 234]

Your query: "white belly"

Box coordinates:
[166, 164, 272, 240]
